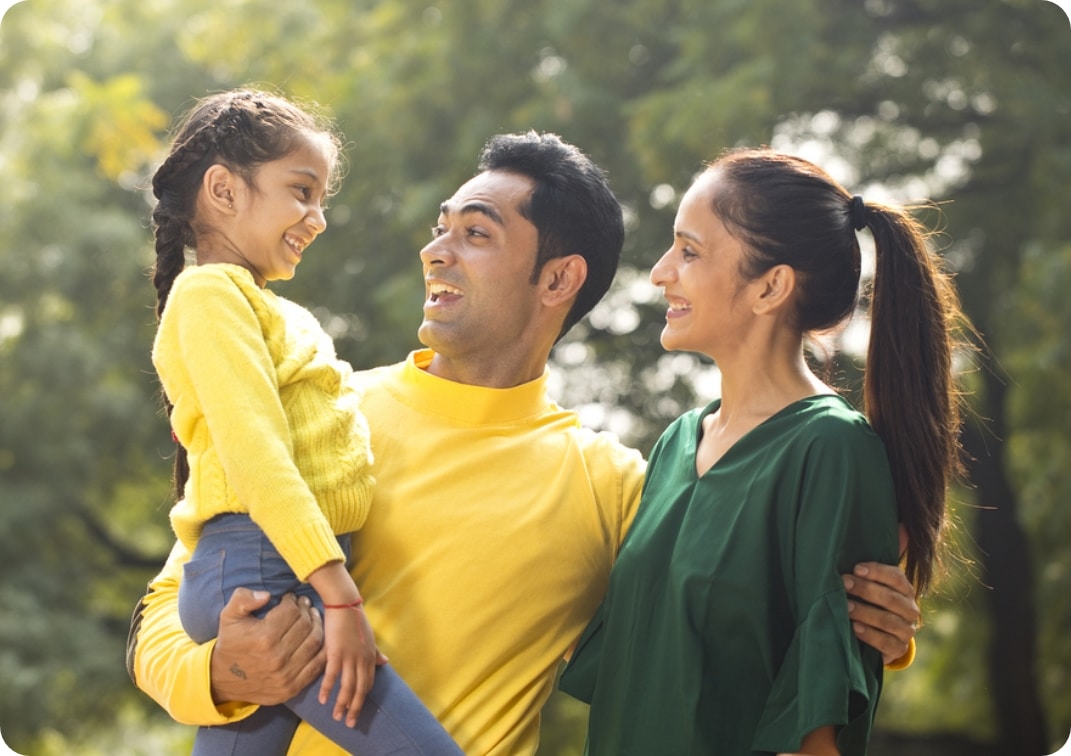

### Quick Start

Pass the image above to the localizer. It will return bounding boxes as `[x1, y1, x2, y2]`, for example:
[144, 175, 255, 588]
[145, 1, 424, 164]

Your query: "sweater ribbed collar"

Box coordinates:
[397, 349, 552, 426]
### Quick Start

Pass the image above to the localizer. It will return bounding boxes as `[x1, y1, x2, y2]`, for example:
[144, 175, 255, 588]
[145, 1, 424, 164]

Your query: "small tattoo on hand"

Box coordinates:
[230, 663, 247, 680]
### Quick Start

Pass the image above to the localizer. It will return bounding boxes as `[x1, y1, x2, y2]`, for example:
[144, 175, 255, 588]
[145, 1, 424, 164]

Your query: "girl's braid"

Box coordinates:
[149, 119, 223, 319]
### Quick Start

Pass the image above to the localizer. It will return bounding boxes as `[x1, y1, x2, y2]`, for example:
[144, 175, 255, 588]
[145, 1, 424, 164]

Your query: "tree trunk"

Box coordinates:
[964, 371, 1048, 755]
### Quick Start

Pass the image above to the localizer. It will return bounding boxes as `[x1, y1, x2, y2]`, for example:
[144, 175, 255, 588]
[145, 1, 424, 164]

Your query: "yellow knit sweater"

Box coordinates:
[153, 264, 374, 581]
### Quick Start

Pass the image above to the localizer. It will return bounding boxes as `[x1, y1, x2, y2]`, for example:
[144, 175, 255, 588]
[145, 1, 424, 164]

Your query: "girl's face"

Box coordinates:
[215, 135, 334, 286]
[649, 170, 757, 358]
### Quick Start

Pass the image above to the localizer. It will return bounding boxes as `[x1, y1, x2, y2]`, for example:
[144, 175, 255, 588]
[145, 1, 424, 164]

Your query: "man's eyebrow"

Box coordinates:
[439, 200, 504, 227]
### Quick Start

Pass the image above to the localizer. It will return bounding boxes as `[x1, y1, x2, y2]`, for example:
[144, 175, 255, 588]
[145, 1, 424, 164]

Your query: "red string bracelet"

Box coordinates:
[323, 598, 364, 611]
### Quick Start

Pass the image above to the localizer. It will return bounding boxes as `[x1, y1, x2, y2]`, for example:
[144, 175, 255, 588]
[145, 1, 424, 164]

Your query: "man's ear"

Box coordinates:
[540, 254, 588, 307]
[752, 264, 796, 315]
[202, 164, 239, 215]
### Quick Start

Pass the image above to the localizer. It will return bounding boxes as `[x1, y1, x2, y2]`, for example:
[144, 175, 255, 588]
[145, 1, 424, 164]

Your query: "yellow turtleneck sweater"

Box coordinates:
[132, 349, 646, 755]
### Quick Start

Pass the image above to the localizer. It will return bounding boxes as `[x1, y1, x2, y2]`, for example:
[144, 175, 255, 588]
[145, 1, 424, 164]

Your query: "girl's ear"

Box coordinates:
[752, 264, 796, 315]
[539, 254, 588, 308]
[202, 164, 239, 215]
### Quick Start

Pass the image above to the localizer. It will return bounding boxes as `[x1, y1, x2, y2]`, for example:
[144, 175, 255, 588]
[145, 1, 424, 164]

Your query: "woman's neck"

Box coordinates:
[696, 342, 831, 476]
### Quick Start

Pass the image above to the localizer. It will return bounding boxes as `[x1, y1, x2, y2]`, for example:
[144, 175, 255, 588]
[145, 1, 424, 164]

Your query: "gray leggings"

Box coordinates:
[179, 514, 462, 756]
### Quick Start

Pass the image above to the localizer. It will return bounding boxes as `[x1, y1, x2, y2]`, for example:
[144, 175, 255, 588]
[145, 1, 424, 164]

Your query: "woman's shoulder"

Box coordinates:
[782, 395, 889, 467]
[786, 394, 871, 434]
[661, 401, 715, 440]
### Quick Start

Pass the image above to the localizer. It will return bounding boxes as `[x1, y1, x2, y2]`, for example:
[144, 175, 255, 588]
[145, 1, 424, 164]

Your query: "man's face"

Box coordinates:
[418, 170, 545, 370]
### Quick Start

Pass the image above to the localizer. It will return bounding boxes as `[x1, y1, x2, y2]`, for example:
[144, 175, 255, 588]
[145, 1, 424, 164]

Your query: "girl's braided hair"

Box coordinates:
[150, 88, 341, 500]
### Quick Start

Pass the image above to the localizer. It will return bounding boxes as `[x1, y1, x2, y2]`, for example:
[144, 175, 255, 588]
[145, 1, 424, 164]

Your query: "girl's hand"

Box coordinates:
[318, 600, 381, 727]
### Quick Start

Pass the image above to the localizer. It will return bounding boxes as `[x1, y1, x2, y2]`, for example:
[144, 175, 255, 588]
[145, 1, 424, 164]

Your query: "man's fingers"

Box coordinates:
[847, 596, 911, 635]
[849, 614, 909, 666]
[852, 561, 913, 594]
[842, 570, 921, 626]
[848, 596, 912, 663]
[221, 587, 272, 621]
[274, 597, 322, 653]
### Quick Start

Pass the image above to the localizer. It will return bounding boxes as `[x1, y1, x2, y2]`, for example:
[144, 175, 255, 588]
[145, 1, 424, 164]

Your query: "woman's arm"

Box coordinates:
[779, 725, 840, 756]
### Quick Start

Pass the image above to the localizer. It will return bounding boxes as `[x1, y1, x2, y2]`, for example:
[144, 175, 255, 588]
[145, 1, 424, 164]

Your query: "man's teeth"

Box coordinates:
[430, 284, 462, 301]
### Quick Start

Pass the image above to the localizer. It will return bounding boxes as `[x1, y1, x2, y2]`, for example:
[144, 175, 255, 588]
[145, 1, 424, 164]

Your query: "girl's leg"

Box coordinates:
[287, 663, 463, 755]
[179, 515, 302, 756]
[179, 515, 462, 754]
[190, 705, 299, 756]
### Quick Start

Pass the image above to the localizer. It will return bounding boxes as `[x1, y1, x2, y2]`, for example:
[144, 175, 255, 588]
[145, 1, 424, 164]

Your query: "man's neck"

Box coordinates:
[424, 351, 548, 389]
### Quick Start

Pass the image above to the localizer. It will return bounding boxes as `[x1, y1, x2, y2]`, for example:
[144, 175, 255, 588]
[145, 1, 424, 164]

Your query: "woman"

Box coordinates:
[560, 148, 964, 756]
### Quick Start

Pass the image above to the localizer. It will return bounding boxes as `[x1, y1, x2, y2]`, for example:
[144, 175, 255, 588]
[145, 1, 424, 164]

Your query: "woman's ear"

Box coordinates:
[752, 264, 796, 315]
[202, 164, 239, 215]
[540, 254, 588, 308]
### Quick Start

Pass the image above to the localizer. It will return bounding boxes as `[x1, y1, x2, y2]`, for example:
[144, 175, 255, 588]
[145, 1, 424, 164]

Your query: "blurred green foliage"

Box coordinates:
[0, 0, 1068, 753]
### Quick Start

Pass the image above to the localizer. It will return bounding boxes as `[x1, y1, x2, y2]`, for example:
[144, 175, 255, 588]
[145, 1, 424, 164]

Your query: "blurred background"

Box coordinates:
[0, 0, 1068, 754]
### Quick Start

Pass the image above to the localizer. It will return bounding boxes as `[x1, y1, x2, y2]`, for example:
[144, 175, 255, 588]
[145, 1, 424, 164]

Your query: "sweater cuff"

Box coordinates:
[275, 519, 347, 582]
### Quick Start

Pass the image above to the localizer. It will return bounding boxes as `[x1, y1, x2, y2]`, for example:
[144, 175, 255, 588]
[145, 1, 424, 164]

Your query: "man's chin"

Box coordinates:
[417, 321, 448, 350]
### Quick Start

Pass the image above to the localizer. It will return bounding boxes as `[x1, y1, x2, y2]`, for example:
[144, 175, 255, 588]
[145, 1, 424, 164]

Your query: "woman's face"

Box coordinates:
[649, 170, 757, 358]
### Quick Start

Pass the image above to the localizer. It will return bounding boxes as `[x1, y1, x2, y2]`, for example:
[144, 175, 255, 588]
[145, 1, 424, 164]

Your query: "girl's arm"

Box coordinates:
[160, 269, 348, 579]
[307, 561, 381, 728]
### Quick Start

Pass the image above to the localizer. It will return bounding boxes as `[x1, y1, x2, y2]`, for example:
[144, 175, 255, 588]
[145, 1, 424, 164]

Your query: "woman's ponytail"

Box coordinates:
[864, 203, 966, 594]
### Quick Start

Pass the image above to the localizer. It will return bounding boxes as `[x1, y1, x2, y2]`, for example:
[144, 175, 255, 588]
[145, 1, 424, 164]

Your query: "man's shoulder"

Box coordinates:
[568, 423, 647, 500]
[351, 360, 405, 385]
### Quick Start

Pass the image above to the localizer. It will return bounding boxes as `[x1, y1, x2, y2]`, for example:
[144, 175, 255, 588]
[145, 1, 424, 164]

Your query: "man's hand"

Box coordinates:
[842, 562, 921, 665]
[209, 589, 325, 706]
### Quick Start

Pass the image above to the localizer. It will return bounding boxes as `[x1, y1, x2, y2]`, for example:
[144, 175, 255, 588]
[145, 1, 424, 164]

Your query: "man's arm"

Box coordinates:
[209, 590, 327, 706]
[127, 540, 326, 724]
[842, 561, 920, 666]
[844, 524, 921, 667]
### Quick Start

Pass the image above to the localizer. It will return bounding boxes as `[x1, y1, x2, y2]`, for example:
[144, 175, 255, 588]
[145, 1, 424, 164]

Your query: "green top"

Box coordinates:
[560, 395, 898, 755]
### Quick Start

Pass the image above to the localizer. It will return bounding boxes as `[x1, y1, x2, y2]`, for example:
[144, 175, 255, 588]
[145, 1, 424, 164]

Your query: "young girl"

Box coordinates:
[560, 149, 965, 755]
[149, 89, 461, 755]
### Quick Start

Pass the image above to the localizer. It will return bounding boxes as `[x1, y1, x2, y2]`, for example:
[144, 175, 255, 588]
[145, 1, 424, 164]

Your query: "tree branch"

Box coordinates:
[75, 507, 168, 570]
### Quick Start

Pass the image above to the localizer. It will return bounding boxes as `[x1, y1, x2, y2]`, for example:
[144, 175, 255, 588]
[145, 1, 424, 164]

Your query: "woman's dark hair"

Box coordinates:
[149, 88, 341, 500]
[477, 131, 624, 340]
[706, 147, 966, 595]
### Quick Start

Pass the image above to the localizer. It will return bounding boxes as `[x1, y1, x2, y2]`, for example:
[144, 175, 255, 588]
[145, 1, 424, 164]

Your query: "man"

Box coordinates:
[128, 132, 919, 755]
